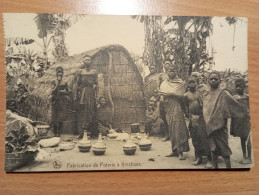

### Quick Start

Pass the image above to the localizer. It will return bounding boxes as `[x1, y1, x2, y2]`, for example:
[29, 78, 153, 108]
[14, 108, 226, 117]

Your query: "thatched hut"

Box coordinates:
[26, 45, 146, 133]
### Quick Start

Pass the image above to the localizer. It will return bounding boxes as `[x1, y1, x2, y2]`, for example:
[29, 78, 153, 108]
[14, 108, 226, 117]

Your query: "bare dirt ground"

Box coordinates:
[15, 134, 253, 172]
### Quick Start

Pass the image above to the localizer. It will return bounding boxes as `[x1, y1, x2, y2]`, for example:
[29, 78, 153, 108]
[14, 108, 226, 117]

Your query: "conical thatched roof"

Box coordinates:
[24, 44, 145, 125]
[31, 44, 143, 99]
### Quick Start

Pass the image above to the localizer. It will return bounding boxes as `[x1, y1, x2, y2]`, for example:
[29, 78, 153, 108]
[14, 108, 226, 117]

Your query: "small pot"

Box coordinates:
[78, 131, 92, 152]
[123, 147, 137, 155]
[123, 134, 137, 155]
[139, 144, 152, 151]
[92, 133, 106, 156]
[78, 145, 91, 153]
[139, 133, 152, 151]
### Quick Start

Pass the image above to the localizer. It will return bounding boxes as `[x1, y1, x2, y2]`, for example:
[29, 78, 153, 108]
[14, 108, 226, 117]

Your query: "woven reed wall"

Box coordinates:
[23, 45, 145, 133]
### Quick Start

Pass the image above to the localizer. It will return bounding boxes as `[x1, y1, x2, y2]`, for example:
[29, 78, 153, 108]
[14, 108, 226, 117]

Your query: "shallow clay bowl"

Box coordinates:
[78, 145, 91, 152]
[123, 147, 137, 155]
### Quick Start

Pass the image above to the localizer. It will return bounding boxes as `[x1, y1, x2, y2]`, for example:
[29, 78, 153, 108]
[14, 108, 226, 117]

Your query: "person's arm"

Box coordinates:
[157, 74, 162, 92]
[198, 89, 204, 107]
[223, 90, 246, 119]
[64, 82, 69, 93]
[154, 101, 161, 117]
[183, 93, 190, 118]
[59, 82, 69, 94]
[51, 80, 58, 95]
[72, 71, 80, 102]
[144, 75, 148, 84]
[159, 92, 182, 99]
[245, 94, 250, 115]
[63, 82, 71, 103]
[93, 71, 98, 99]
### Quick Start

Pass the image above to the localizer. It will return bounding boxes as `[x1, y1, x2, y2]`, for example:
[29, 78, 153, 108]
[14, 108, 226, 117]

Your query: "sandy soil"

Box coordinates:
[15, 134, 253, 172]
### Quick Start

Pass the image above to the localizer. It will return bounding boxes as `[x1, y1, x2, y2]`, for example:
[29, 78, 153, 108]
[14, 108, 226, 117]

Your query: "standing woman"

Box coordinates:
[157, 60, 171, 141]
[159, 66, 190, 160]
[74, 56, 98, 137]
[51, 67, 69, 137]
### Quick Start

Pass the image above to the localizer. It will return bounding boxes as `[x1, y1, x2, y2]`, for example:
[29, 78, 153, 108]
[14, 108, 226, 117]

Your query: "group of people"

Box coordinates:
[144, 60, 252, 169]
[51, 55, 252, 168]
[51, 56, 113, 138]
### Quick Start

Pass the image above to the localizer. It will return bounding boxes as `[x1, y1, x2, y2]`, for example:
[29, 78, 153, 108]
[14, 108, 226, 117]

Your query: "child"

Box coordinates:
[97, 96, 113, 136]
[145, 97, 164, 136]
[184, 77, 212, 168]
[231, 78, 252, 164]
[202, 71, 245, 168]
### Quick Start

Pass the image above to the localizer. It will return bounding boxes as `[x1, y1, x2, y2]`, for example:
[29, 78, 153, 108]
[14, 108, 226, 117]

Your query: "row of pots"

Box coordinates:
[78, 131, 152, 155]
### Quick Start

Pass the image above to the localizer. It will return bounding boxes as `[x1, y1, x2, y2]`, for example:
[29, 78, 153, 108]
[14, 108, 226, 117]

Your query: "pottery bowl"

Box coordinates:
[93, 150, 106, 155]
[123, 147, 137, 155]
[92, 147, 106, 155]
[139, 144, 152, 151]
[78, 145, 91, 152]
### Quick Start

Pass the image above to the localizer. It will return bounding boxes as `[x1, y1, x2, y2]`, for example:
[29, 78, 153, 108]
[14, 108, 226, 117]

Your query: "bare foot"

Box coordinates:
[192, 157, 202, 165]
[204, 161, 213, 169]
[217, 156, 224, 163]
[244, 158, 252, 164]
[178, 153, 186, 160]
[239, 158, 247, 164]
[162, 137, 170, 142]
[165, 152, 178, 157]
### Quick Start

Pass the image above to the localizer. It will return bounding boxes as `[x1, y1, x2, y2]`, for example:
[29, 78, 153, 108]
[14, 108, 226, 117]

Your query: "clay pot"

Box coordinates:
[131, 123, 140, 133]
[123, 134, 137, 155]
[139, 132, 152, 151]
[92, 133, 106, 155]
[78, 131, 92, 152]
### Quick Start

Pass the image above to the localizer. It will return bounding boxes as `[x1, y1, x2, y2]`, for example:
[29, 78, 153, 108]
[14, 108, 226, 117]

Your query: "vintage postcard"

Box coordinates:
[3, 14, 253, 171]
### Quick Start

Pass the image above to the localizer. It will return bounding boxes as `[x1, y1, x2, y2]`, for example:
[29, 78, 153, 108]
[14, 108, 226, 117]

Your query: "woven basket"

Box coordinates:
[5, 151, 38, 172]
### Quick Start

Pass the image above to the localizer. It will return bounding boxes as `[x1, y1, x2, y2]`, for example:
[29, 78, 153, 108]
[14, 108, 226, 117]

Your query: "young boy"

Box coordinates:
[202, 72, 245, 169]
[231, 78, 252, 164]
[184, 77, 212, 168]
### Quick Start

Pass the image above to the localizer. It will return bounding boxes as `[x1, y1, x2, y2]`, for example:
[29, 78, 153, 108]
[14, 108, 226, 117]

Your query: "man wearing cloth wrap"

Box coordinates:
[202, 71, 245, 168]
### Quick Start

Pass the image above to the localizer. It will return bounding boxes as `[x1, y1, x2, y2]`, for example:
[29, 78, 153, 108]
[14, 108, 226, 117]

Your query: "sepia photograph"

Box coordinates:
[3, 13, 253, 172]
